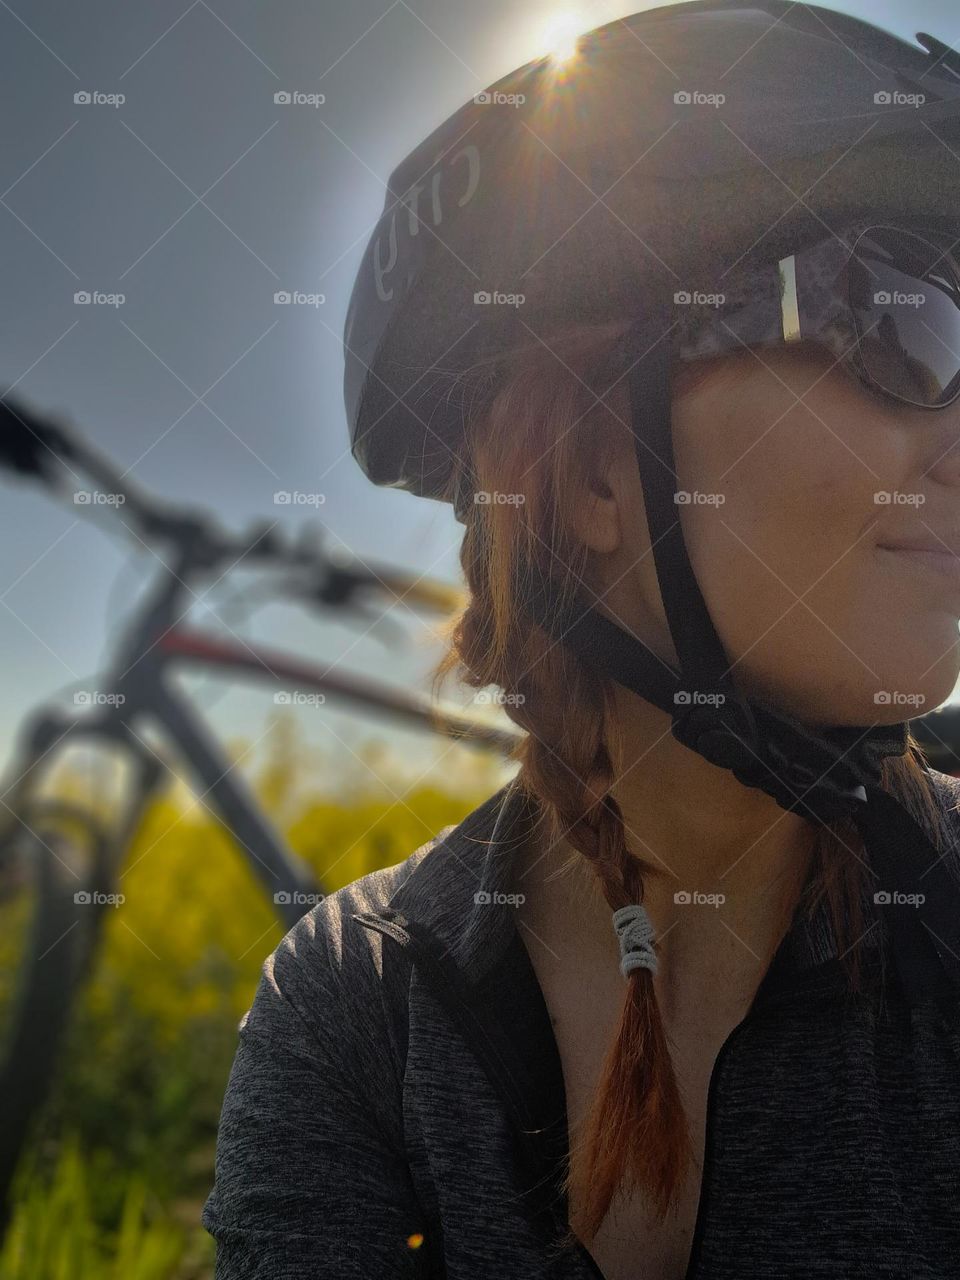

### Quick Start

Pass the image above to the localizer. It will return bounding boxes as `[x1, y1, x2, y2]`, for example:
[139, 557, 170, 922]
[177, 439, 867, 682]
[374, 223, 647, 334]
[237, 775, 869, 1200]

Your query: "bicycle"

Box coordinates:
[0, 392, 521, 1243]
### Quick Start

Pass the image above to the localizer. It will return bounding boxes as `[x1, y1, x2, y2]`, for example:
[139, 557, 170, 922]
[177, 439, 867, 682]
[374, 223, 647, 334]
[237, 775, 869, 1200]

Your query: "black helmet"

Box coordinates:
[343, 0, 960, 506]
[342, 0, 960, 1006]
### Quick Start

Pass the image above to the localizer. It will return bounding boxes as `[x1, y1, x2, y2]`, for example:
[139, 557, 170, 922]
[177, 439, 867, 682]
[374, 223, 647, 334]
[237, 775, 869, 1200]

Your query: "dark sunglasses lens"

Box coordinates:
[848, 226, 960, 407]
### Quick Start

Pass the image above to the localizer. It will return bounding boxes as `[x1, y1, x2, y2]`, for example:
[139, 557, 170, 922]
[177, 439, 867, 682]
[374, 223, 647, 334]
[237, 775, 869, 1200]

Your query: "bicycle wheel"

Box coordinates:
[0, 799, 110, 1242]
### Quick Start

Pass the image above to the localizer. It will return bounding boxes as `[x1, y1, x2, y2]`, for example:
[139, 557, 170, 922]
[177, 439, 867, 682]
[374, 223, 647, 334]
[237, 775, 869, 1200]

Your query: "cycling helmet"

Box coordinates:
[342, 0, 960, 1005]
[344, 0, 960, 501]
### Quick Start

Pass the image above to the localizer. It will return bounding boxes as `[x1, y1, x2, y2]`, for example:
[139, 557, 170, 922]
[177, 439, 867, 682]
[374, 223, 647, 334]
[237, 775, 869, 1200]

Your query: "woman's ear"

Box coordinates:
[567, 425, 634, 556]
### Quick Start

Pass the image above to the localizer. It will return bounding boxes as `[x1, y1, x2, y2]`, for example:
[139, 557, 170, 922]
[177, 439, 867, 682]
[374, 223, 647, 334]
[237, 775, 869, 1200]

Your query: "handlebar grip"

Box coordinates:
[0, 394, 75, 481]
[379, 574, 464, 614]
[321, 563, 463, 615]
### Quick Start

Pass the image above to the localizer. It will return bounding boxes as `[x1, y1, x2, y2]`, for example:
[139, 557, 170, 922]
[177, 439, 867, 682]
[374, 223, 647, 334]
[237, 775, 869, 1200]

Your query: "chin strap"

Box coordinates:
[513, 289, 960, 1008]
[518, 564, 908, 824]
[519, 565, 960, 1006]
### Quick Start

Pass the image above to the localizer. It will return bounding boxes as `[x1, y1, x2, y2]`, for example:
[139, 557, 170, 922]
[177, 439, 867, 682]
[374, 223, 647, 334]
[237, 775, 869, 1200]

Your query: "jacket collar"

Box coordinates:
[383, 779, 529, 986]
[357, 770, 960, 1253]
[380, 773, 960, 994]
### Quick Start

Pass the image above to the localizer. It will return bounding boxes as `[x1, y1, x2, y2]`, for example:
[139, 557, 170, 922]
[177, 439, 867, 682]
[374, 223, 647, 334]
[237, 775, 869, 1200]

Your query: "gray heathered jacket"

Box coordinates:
[201, 772, 960, 1278]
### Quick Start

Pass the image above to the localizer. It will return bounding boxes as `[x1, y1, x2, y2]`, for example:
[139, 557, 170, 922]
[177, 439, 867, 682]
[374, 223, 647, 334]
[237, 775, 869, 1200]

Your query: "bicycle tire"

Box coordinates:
[0, 801, 112, 1244]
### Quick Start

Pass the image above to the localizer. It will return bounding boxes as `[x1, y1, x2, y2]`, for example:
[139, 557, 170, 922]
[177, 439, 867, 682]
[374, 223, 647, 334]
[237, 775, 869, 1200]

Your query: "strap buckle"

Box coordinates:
[672, 695, 869, 823]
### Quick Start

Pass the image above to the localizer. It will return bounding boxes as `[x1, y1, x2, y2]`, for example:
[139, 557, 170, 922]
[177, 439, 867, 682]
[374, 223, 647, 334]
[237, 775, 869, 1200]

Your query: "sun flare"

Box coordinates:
[541, 11, 583, 63]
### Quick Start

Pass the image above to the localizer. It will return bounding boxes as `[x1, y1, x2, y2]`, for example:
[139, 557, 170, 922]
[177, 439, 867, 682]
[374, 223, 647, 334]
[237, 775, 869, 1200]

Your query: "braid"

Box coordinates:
[433, 321, 695, 1240]
[431, 317, 949, 1247]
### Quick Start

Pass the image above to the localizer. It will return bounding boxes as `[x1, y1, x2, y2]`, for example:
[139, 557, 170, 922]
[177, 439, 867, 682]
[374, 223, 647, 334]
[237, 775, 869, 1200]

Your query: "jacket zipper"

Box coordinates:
[566, 1007, 757, 1280]
[680, 1010, 756, 1280]
[356, 909, 837, 1280]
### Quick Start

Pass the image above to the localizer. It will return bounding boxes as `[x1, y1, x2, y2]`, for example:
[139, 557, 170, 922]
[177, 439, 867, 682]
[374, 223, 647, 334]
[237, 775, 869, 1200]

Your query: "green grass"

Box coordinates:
[0, 733, 500, 1278]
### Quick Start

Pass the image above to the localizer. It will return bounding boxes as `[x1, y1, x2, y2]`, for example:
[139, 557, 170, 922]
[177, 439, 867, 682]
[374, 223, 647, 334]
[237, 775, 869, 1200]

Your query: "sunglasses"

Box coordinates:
[671, 219, 960, 410]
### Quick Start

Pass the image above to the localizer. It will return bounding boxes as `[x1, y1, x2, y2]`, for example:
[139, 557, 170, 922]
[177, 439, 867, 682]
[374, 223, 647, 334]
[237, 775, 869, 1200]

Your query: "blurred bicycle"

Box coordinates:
[0, 393, 521, 1243]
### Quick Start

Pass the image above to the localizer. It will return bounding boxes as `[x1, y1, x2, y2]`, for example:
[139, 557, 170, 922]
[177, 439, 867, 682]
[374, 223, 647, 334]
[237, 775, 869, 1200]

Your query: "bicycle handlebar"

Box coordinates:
[0, 391, 462, 617]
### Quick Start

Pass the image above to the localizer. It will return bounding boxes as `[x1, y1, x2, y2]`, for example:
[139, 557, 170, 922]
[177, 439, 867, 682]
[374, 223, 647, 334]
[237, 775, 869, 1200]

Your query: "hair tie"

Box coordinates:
[612, 903, 658, 978]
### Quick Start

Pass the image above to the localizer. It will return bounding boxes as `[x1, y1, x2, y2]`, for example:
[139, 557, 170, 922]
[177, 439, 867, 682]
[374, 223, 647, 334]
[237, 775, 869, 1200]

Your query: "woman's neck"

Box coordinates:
[513, 723, 820, 1020]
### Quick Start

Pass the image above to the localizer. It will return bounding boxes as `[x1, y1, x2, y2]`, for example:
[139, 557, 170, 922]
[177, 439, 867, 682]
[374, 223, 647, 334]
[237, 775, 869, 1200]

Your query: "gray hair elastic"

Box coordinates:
[612, 904, 658, 978]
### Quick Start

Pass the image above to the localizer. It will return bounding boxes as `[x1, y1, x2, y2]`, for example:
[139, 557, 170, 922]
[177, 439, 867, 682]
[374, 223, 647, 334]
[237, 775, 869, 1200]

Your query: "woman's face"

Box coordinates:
[590, 341, 960, 726]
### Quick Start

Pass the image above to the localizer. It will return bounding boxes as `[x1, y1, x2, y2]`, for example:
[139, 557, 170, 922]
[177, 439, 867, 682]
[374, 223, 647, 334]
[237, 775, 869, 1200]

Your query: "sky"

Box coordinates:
[1, 0, 958, 804]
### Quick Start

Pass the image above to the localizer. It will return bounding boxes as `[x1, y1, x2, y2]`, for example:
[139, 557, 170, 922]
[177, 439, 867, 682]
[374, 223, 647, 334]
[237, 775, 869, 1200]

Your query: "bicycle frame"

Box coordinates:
[0, 391, 526, 1249]
[3, 544, 520, 930]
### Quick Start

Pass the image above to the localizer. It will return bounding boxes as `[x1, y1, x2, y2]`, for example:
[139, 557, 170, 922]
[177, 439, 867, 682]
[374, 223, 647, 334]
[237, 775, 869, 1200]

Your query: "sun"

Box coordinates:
[541, 11, 584, 63]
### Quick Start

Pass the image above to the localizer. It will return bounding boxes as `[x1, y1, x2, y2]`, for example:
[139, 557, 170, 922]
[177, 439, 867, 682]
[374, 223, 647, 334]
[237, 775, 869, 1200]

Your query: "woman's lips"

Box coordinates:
[877, 543, 960, 588]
